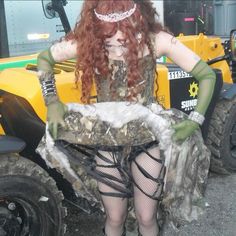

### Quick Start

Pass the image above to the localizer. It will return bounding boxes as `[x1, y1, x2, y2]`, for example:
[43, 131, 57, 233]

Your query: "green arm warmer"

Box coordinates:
[37, 48, 67, 139]
[190, 60, 216, 115]
[37, 48, 56, 72]
[172, 60, 216, 142]
[37, 48, 58, 105]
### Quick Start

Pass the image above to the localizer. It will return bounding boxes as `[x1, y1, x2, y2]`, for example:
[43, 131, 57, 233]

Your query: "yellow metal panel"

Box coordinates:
[0, 32, 234, 136]
[167, 34, 225, 62]
[54, 64, 75, 72]
[211, 61, 233, 83]
[166, 34, 233, 84]
[155, 64, 170, 109]
[0, 125, 5, 135]
[0, 67, 95, 123]
[0, 54, 37, 63]
[0, 68, 78, 122]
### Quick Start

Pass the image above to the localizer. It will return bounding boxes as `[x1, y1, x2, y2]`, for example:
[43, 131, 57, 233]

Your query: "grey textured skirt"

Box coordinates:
[37, 102, 210, 228]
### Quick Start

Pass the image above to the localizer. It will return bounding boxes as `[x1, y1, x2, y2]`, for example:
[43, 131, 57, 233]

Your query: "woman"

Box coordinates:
[37, 0, 215, 235]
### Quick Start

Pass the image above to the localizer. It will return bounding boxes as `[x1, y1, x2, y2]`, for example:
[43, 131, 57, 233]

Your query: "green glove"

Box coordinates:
[47, 100, 67, 139]
[172, 60, 216, 142]
[37, 49, 67, 139]
[172, 120, 199, 142]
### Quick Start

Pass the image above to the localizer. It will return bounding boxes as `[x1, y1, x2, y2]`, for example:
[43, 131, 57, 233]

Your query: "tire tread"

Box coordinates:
[206, 96, 236, 172]
[0, 154, 67, 235]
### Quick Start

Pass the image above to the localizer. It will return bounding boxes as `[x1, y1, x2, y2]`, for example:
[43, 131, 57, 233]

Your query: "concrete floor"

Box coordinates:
[65, 173, 236, 236]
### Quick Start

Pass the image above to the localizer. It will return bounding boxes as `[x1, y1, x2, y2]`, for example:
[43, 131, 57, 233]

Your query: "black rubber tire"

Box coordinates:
[206, 96, 236, 173]
[0, 154, 67, 236]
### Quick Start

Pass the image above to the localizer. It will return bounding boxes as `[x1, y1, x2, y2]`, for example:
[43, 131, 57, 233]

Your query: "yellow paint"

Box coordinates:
[0, 33, 234, 136]
[166, 34, 233, 84]
[0, 65, 98, 127]
[0, 54, 38, 63]
[0, 125, 5, 135]
[0, 68, 81, 123]
[189, 82, 199, 98]
[154, 64, 170, 109]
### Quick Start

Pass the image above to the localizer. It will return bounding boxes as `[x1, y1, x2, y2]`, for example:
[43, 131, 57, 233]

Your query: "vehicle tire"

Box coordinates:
[206, 96, 236, 173]
[0, 154, 67, 236]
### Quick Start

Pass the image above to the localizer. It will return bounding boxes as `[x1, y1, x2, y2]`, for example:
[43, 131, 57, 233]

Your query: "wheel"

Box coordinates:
[206, 96, 236, 173]
[0, 154, 67, 236]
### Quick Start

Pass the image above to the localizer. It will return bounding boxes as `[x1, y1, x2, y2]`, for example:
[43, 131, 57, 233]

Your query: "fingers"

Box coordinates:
[59, 119, 66, 128]
[48, 121, 56, 139]
[52, 122, 58, 139]
[172, 122, 190, 142]
[47, 101, 67, 139]
[172, 118, 201, 143]
[172, 131, 185, 143]
[172, 127, 195, 143]
[48, 118, 66, 139]
[171, 121, 186, 130]
[63, 104, 68, 114]
[48, 121, 58, 139]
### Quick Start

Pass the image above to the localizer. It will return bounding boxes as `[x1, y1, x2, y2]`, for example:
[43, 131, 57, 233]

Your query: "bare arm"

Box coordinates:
[37, 39, 77, 72]
[154, 31, 216, 142]
[37, 39, 77, 139]
[154, 31, 200, 72]
[50, 39, 77, 62]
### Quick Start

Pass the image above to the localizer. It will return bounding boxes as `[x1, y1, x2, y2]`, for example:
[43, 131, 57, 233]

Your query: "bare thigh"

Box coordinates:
[95, 151, 128, 218]
[131, 146, 164, 218]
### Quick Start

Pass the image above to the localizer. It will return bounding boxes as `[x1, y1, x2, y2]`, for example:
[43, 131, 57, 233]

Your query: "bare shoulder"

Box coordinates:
[155, 31, 174, 42]
[50, 39, 77, 62]
[153, 31, 201, 72]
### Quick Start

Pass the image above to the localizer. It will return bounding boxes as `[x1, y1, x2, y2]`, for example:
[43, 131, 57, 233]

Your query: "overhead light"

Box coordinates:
[27, 33, 50, 40]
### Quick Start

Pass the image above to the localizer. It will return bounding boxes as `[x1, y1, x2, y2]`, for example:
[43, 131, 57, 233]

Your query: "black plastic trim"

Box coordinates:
[0, 1, 9, 57]
[0, 90, 45, 155]
[220, 83, 236, 100]
[165, 64, 223, 140]
[0, 135, 25, 154]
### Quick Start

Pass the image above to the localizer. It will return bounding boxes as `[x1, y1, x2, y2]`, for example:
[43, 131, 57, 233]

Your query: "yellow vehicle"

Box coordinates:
[0, 0, 236, 235]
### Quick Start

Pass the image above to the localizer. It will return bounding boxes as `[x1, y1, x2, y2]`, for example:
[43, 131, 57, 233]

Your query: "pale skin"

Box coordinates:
[50, 31, 201, 236]
[96, 31, 200, 236]
[104, 30, 200, 71]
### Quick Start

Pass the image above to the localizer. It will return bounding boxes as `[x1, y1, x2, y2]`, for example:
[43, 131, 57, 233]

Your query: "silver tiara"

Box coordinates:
[94, 4, 137, 22]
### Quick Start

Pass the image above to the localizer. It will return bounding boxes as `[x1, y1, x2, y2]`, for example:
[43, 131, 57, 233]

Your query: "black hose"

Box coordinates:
[207, 54, 230, 65]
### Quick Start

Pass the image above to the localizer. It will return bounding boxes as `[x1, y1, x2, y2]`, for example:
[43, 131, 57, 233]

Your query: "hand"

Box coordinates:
[171, 119, 199, 143]
[47, 100, 67, 139]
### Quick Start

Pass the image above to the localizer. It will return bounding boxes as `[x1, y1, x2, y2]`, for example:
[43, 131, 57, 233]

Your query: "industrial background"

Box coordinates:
[0, 0, 236, 58]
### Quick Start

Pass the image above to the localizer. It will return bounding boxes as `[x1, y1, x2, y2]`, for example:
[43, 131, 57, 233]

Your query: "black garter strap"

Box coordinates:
[55, 140, 164, 200]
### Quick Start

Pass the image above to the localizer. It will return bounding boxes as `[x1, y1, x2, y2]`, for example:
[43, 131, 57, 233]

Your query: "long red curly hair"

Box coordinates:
[66, 0, 164, 103]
